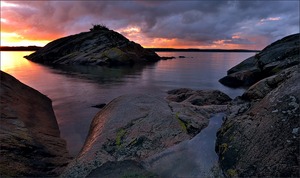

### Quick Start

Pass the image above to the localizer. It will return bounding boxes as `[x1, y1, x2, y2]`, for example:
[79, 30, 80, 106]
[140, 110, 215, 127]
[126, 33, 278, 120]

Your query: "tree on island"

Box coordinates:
[90, 24, 109, 31]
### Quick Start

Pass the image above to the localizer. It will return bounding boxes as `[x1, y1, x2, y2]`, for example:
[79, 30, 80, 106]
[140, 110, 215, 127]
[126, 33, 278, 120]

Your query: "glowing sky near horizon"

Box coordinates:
[0, 0, 299, 49]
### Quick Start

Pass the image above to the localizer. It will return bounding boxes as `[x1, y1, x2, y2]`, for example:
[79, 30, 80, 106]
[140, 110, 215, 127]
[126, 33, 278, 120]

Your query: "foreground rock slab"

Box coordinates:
[62, 90, 231, 177]
[216, 65, 300, 177]
[24, 28, 160, 66]
[0, 71, 71, 177]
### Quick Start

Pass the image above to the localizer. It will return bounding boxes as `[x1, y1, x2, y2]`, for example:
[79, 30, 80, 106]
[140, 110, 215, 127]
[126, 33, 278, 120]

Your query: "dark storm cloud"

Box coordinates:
[145, 1, 299, 44]
[2, 0, 299, 48]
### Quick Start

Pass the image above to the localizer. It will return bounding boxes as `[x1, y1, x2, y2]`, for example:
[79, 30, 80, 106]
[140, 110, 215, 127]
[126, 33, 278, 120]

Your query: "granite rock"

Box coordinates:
[216, 65, 300, 177]
[0, 71, 71, 177]
[219, 33, 300, 87]
[62, 90, 230, 177]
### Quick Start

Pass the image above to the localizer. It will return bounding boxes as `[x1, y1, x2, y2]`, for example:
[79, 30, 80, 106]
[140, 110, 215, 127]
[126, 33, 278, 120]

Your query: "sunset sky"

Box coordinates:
[1, 0, 299, 49]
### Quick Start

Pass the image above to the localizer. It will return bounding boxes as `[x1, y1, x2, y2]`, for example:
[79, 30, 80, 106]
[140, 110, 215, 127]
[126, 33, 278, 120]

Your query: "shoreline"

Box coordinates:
[1, 46, 260, 53]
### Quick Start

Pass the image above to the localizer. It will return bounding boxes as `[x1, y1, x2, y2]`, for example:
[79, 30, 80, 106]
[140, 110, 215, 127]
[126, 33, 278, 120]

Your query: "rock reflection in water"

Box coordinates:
[49, 63, 154, 85]
[143, 113, 225, 178]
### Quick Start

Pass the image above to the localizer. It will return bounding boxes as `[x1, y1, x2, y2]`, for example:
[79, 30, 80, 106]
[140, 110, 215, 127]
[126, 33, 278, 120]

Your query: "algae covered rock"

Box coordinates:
[61, 94, 204, 177]
[62, 90, 230, 177]
[103, 47, 132, 65]
[25, 28, 160, 66]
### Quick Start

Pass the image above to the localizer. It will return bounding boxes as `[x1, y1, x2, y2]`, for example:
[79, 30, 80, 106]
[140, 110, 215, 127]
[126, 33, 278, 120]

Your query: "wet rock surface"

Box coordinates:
[219, 33, 299, 88]
[0, 71, 71, 177]
[216, 61, 300, 176]
[62, 90, 230, 177]
[143, 113, 225, 178]
[25, 29, 160, 66]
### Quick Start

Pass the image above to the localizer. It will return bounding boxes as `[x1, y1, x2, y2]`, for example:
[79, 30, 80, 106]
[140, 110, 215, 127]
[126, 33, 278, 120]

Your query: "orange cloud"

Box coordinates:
[1, 33, 50, 46]
[1, 1, 66, 46]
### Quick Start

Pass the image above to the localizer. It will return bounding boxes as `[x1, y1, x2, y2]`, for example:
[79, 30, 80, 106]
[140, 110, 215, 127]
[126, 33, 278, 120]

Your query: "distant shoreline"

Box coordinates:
[0, 46, 260, 53]
[147, 48, 260, 53]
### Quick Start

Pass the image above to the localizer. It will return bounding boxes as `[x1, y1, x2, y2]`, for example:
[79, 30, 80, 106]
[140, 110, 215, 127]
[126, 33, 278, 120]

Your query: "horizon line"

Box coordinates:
[0, 46, 260, 52]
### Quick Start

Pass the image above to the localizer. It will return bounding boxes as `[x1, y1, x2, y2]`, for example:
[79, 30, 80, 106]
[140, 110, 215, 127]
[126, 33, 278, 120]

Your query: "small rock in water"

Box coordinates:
[92, 103, 106, 108]
[160, 56, 175, 60]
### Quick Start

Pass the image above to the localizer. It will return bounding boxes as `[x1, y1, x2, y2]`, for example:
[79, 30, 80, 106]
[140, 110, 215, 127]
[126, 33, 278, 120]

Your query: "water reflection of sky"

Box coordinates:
[1, 51, 253, 156]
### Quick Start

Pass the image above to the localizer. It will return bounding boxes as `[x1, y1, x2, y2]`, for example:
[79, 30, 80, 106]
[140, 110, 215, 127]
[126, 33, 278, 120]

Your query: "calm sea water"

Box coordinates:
[0, 51, 253, 156]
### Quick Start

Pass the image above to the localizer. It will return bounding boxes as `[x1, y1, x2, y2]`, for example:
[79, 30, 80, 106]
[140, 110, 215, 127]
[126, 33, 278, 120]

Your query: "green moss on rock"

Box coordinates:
[103, 47, 132, 64]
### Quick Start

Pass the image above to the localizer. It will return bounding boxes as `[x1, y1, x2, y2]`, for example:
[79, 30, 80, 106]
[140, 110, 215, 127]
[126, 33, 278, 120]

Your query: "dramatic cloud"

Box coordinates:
[1, 0, 299, 49]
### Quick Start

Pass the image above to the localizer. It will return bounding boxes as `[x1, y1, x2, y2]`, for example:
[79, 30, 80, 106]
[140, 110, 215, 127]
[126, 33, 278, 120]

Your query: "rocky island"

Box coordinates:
[24, 25, 160, 66]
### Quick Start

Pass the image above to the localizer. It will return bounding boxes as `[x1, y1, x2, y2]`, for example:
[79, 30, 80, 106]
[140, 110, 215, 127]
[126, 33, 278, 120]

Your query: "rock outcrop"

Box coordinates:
[216, 33, 300, 177]
[24, 28, 160, 66]
[0, 71, 71, 177]
[219, 33, 299, 87]
[167, 88, 232, 106]
[62, 90, 231, 177]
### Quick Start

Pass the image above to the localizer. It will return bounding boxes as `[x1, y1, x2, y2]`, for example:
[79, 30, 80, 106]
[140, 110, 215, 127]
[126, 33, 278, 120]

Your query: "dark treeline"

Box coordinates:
[0, 46, 42, 51]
